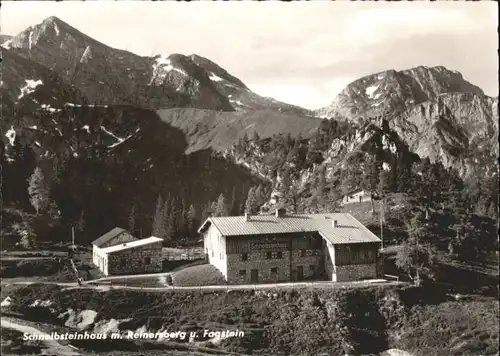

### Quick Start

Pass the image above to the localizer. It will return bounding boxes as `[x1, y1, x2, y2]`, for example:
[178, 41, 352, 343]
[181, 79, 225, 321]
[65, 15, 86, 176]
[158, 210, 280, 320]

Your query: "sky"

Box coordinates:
[1, 1, 498, 110]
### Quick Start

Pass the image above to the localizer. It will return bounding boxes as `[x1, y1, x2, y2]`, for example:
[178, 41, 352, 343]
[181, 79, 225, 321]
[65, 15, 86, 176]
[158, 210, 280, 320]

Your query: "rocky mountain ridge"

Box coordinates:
[2, 16, 310, 116]
[316, 66, 486, 121]
[314, 65, 498, 178]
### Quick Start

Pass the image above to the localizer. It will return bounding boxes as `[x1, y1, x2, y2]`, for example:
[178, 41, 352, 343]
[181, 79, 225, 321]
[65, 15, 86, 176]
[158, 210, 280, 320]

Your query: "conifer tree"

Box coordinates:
[213, 193, 229, 217]
[362, 156, 380, 213]
[255, 184, 266, 207]
[187, 204, 198, 237]
[314, 166, 326, 204]
[230, 186, 239, 216]
[165, 195, 178, 241]
[281, 167, 291, 197]
[245, 187, 258, 214]
[152, 194, 165, 238]
[28, 167, 50, 215]
[128, 203, 137, 233]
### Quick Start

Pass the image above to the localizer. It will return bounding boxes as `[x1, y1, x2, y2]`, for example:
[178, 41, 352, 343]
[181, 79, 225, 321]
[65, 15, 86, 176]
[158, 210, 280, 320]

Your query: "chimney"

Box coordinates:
[244, 212, 250, 222]
[275, 208, 286, 218]
[332, 220, 338, 228]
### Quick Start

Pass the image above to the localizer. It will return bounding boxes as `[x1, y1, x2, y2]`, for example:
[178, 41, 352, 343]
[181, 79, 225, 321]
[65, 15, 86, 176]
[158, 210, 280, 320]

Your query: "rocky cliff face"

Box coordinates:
[316, 66, 485, 121]
[391, 92, 498, 177]
[315, 66, 498, 178]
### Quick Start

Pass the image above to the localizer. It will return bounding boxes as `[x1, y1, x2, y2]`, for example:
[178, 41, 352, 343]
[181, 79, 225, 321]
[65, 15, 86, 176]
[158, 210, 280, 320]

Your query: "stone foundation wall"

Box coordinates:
[226, 252, 291, 284]
[290, 249, 323, 280]
[335, 263, 377, 282]
[107, 241, 162, 275]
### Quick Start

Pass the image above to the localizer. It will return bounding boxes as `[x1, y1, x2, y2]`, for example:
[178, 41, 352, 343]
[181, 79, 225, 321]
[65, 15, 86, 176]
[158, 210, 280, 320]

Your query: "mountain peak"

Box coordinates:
[1, 15, 99, 52]
[316, 65, 485, 120]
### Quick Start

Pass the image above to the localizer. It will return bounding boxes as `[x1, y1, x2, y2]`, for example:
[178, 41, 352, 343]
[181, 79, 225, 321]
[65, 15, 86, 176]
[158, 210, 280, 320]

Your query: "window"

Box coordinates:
[239, 270, 246, 276]
[145, 257, 151, 265]
[266, 252, 272, 259]
[277, 251, 283, 259]
[309, 265, 315, 271]
[220, 253, 223, 260]
[241, 253, 248, 261]
[271, 267, 278, 274]
[212, 251, 214, 257]
[300, 249, 306, 257]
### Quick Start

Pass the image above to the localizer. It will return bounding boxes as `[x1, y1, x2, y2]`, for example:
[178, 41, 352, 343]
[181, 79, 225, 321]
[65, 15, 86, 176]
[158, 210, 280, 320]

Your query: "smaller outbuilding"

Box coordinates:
[342, 189, 373, 205]
[92, 227, 163, 275]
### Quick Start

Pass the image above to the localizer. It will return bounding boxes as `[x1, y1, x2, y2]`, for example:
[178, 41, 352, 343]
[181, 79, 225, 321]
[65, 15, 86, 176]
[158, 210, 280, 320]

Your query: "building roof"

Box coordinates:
[92, 227, 129, 247]
[100, 236, 164, 254]
[198, 213, 381, 245]
[344, 188, 368, 196]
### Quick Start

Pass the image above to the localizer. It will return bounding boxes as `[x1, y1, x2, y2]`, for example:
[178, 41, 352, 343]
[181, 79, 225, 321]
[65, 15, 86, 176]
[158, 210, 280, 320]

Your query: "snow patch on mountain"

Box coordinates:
[100, 125, 136, 148]
[18, 79, 43, 99]
[64, 103, 108, 108]
[108, 135, 133, 148]
[80, 46, 93, 64]
[154, 56, 187, 76]
[209, 72, 224, 82]
[149, 55, 188, 86]
[1, 39, 12, 49]
[28, 31, 34, 50]
[230, 99, 247, 108]
[54, 22, 60, 36]
[35, 141, 42, 147]
[224, 83, 240, 89]
[81, 125, 90, 133]
[365, 85, 379, 99]
[101, 126, 122, 141]
[5, 126, 16, 146]
[41, 104, 60, 112]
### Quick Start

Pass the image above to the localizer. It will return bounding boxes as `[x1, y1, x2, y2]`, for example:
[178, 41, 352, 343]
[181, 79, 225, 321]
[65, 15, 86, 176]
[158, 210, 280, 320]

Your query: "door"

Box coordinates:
[297, 266, 304, 281]
[250, 269, 259, 283]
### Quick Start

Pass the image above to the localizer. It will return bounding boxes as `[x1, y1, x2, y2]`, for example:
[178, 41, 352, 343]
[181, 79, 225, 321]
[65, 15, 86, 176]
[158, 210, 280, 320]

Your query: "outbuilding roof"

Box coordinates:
[92, 227, 129, 247]
[100, 236, 163, 254]
[198, 213, 380, 245]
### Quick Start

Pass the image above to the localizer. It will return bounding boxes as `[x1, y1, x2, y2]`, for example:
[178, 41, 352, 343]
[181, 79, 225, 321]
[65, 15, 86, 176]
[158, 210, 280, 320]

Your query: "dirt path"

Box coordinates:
[1, 317, 80, 356]
[2, 279, 401, 292]
[93, 271, 172, 281]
